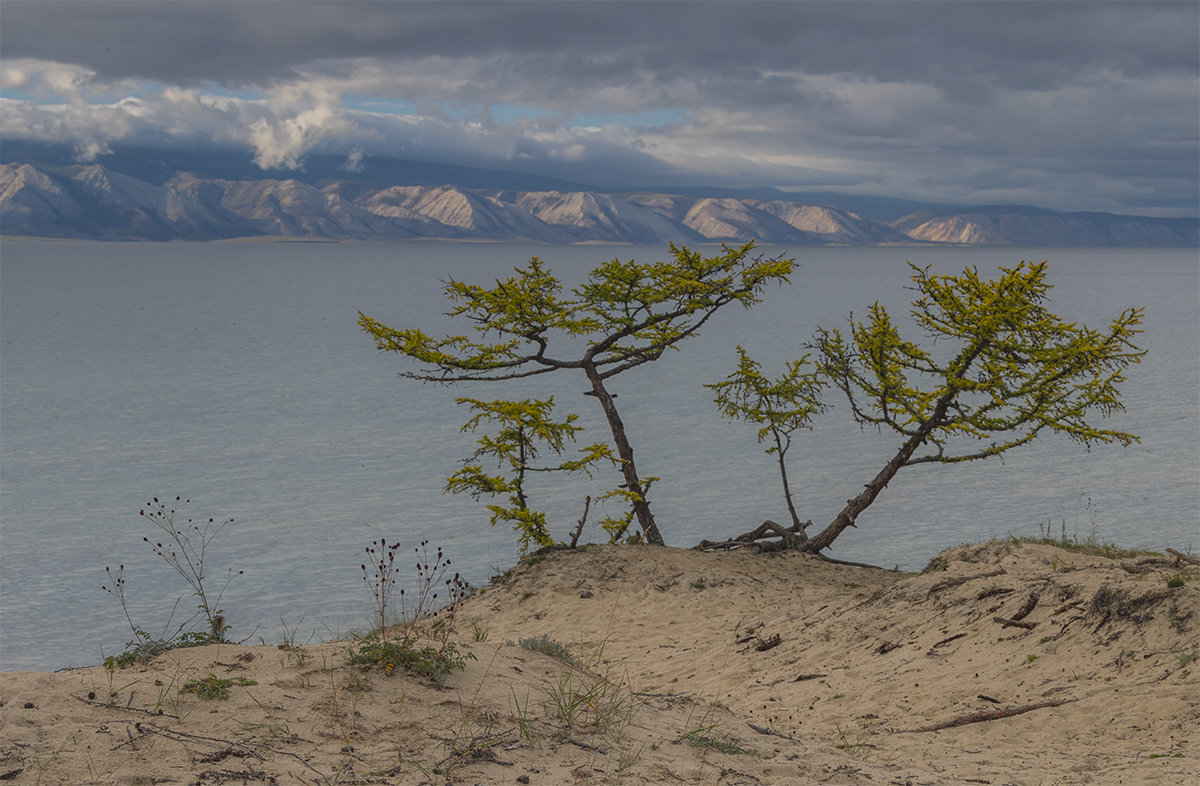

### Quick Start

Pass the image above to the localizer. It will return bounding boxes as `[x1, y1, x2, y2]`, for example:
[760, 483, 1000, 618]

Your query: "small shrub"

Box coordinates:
[351, 541, 473, 683]
[179, 673, 257, 700]
[349, 636, 471, 685]
[101, 497, 242, 668]
[1167, 574, 1186, 589]
[517, 634, 577, 666]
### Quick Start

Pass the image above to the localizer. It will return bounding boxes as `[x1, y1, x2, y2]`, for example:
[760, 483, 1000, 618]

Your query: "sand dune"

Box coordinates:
[2, 541, 1197, 784]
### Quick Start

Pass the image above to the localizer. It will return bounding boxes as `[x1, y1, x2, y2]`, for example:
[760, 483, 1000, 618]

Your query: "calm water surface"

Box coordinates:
[2, 241, 1197, 670]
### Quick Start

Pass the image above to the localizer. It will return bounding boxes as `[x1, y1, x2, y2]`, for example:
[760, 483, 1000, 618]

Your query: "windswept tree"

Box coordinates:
[703, 261, 1144, 555]
[802, 261, 1144, 553]
[360, 242, 794, 545]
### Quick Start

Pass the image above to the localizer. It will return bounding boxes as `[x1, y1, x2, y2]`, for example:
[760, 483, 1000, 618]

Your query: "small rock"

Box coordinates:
[517, 775, 531, 784]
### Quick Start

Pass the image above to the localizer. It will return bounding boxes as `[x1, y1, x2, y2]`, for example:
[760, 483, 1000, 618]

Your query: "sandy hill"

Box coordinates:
[2, 541, 1197, 784]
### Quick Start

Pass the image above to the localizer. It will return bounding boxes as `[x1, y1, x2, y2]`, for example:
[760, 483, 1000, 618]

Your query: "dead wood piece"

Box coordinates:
[976, 694, 1001, 704]
[1010, 592, 1039, 621]
[1166, 548, 1200, 567]
[993, 616, 1037, 630]
[793, 673, 827, 682]
[137, 722, 327, 779]
[1120, 562, 1153, 574]
[901, 698, 1076, 732]
[875, 640, 901, 655]
[568, 496, 591, 548]
[75, 694, 179, 719]
[927, 568, 1006, 597]
[748, 723, 798, 740]
[927, 633, 968, 653]
[975, 587, 1014, 600]
[754, 633, 782, 651]
[694, 519, 808, 552]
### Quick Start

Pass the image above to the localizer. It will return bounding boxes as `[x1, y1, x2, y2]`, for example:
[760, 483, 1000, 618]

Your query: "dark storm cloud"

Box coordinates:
[4, 1, 1193, 94]
[1, 0, 1196, 214]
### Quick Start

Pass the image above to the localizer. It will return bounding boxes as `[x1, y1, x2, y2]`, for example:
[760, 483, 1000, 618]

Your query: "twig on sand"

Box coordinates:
[127, 722, 328, 780]
[899, 699, 1076, 733]
[926, 568, 1006, 597]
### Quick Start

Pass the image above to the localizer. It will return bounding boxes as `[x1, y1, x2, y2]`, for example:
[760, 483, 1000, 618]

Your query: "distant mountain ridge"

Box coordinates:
[1, 156, 1195, 247]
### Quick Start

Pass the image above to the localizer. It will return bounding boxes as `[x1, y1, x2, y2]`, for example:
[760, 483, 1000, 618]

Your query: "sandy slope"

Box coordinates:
[2, 542, 1197, 785]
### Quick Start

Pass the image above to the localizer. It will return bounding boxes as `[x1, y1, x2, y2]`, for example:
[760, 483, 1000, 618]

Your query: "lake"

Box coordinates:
[1, 240, 1196, 671]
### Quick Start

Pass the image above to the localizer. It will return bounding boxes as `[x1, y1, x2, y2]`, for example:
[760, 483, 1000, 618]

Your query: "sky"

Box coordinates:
[1, 0, 1197, 216]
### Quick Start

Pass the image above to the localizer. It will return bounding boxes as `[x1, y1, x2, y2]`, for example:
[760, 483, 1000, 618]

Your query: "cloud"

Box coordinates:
[245, 84, 356, 170]
[340, 148, 368, 174]
[0, 2, 1195, 214]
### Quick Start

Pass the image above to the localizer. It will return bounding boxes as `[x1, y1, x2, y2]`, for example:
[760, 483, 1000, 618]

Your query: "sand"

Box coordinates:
[2, 541, 1197, 785]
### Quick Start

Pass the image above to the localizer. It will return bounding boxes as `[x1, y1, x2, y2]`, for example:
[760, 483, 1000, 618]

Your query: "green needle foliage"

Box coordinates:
[446, 397, 618, 552]
[707, 346, 827, 535]
[802, 260, 1145, 553]
[360, 242, 794, 545]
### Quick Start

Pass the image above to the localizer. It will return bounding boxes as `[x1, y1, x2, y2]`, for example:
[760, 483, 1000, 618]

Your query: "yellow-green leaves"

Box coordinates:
[445, 397, 617, 553]
[708, 346, 826, 450]
[707, 346, 826, 532]
[815, 260, 1145, 464]
[360, 243, 795, 546]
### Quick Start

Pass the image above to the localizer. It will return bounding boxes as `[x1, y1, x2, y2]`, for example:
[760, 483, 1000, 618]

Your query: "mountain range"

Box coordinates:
[1, 145, 1195, 246]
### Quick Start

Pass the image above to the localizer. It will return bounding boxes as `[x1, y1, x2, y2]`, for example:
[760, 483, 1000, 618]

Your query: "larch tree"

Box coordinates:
[359, 242, 794, 546]
[445, 397, 617, 553]
[702, 260, 1144, 555]
[802, 261, 1144, 553]
[706, 346, 827, 543]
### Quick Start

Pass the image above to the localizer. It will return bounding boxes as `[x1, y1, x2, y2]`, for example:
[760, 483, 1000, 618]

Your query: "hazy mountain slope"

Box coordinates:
[892, 208, 1197, 247]
[361, 185, 571, 241]
[1, 162, 1195, 246]
[681, 197, 818, 243]
[506, 190, 702, 243]
[0, 163, 91, 237]
[752, 201, 910, 244]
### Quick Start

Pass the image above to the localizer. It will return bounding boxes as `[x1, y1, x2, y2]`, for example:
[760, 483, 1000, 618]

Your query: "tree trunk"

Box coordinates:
[773, 433, 806, 539]
[583, 363, 664, 545]
[802, 394, 952, 554]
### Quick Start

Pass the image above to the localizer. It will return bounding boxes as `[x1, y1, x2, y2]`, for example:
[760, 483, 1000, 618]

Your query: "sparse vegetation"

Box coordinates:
[101, 497, 242, 667]
[516, 634, 578, 666]
[178, 673, 257, 700]
[350, 540, 474, 684]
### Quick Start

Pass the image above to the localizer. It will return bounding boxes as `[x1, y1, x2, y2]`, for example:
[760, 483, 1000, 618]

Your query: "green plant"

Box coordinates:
[517, 634, 578, 666]
[1167, 574, 1186, 588]
[1177, 645, 1198, 667]
[540, 666, 639, 740]
[835, 724, 877, 759]
[349, 636, 472, 685]
[100, 563, 219, 668]
[511, 687, 539, 742]
[707, 345, 827, 539]
[446, 397, 617, 552]
[179, 673, 257, 700]
[138, 497, 242, 639]
[360, 241, 795, 544]
[678, 727, 757, 756]
[799, 261, 1143, 554]
[352, 541, 473, 683]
